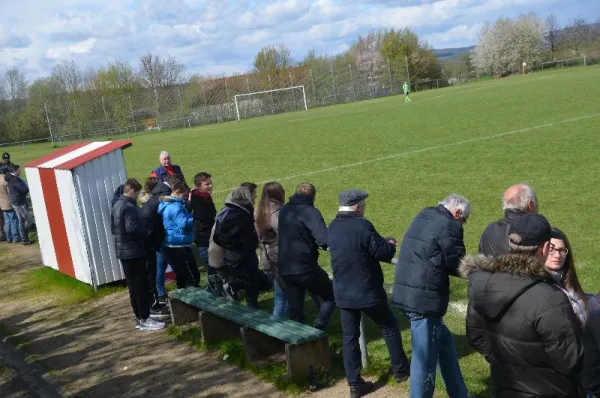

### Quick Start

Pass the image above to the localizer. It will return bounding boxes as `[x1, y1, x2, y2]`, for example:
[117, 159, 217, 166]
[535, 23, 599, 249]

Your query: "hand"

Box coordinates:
[386, 237, 398, 247]
[188, 191, 193, 201]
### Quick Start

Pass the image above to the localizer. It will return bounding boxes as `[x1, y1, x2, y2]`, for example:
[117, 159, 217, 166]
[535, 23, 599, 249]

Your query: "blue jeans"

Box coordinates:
[273, 278, 289, 318]
[156, 247, 168, 297]
[3, 210, 18, 242]
[404, 312, 468, 398]
[13, 204, 29, 243]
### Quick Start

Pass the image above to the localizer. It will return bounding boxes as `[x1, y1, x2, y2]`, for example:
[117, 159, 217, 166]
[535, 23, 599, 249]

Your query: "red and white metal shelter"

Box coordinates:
[25, 140, 132, 288]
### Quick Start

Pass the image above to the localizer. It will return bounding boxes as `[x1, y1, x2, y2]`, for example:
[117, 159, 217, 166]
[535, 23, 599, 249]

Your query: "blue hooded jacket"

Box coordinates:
[157, 195, 194, 247]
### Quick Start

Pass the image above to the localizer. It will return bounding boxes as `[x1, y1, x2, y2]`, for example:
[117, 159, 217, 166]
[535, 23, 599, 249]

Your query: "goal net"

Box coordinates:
[234, 86, 308, 121]
[541, 56, 587, 71]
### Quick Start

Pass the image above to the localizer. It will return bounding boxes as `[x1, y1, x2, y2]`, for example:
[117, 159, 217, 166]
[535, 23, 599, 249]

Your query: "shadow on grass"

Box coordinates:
[19, 267, 126, 306]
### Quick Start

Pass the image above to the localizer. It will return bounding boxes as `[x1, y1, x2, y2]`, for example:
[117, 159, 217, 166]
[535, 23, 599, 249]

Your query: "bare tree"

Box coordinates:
[5, 68, 28, 101]
[546, 14, 560, 59]
[563, 18, 592, 56]
[52, 59, 83, 94]
[138, 53, 184, 89]
[253, 45, 292, 74]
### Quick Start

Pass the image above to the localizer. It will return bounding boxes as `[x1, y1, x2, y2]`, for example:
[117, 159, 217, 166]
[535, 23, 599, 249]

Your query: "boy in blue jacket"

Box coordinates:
[157, 181, 199, 289]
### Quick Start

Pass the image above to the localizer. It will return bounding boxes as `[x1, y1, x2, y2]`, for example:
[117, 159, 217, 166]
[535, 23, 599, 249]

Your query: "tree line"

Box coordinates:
[1, 13, 599, 143]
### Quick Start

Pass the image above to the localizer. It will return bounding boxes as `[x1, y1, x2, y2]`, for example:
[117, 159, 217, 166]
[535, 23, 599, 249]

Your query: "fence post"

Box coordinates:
[73, 100, 83, 140]
[289, 71, 297, 110]
[349, 64, 356, 101]
[368, 61, 373, 99]
[44, 102, 55, 147]
[309, 69, 317, 104]
[330, 63, 338, 104]
[387, 58, 393, 95]
[153, 87, 162, 131]
[437, 79, 439, 89]
[177, 87, 189, 128]
[128, 93, 137, 135]
[101, 96, 111, 136]
[359, 315, 368, 368]
[225, 79, 231, 118]
[201, 82, 207, 106]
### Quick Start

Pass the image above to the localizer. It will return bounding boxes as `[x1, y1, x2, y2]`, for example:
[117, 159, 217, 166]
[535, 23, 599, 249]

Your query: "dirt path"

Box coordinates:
[0, 244, 409, 397]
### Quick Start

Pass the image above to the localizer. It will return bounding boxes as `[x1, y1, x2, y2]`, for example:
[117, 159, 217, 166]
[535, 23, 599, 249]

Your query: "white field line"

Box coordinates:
[216, 111, 600, 193]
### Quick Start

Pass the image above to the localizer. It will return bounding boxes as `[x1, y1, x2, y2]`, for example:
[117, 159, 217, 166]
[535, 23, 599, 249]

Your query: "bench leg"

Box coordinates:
[169, 297, 200, 326]
[285, 337, 331, 383]
[240, 327, 285, 363]
[199, 311, 240, 343]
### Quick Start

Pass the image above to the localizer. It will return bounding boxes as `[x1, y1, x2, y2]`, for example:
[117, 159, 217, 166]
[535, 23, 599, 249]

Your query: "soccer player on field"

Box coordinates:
[403, 81, 411, 103]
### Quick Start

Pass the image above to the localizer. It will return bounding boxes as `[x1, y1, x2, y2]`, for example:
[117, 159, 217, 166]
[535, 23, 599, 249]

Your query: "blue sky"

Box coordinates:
[0, 0, 598, 79]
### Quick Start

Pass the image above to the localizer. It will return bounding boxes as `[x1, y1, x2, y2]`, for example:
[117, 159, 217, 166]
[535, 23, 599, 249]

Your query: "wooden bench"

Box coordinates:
[168, 287, 331, 382]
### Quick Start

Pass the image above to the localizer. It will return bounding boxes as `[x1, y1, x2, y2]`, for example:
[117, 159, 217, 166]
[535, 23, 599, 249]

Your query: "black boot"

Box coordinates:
[350, 381, 374, 398]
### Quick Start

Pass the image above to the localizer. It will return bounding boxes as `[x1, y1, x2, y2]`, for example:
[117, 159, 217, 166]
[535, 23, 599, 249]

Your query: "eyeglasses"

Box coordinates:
[549, 245, 568, 256]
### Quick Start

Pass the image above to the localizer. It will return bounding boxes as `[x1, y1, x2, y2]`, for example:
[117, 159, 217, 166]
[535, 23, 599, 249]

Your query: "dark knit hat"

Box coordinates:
[509, 213, 552, 246]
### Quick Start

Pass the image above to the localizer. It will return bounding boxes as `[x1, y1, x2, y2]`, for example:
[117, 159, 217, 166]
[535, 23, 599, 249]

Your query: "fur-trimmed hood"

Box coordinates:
[461, 254, 555, 320]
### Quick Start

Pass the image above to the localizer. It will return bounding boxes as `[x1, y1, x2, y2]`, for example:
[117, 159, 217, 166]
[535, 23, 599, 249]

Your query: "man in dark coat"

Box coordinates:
[392, 194, 471, 398]
[278, 182, 335, 330]
[582, 310, 600, 395]
[329, 189, 410, 398]
[151, 151, 185, 182]
[139, 179, 172, 318]
[461, 213, 583, 398]
[111, 179, 164, 331]
[478, 184, 537, 256]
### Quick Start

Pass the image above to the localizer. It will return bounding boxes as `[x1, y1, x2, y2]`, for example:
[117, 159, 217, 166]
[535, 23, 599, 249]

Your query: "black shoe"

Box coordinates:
[350, 382, 374, 398]
[393, 370, 409, 383]
[22, 241, 31, 246]
[158, 295, 168, 305]
[223, 283, 240, 302]
[150, 305, 171, 320]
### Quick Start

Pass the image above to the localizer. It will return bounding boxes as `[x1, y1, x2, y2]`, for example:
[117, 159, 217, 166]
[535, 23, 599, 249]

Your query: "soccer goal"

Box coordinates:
[234, 85, 308, 121]
[541, 56, 587, 71]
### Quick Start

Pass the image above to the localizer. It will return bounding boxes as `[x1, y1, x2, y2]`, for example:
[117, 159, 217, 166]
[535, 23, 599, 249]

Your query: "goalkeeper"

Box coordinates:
[403, 81, 411, 103]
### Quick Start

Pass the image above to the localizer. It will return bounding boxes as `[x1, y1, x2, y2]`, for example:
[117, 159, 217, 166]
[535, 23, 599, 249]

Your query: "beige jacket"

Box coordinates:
[256, 200, 281, 272]
[0, 175, 12, 211]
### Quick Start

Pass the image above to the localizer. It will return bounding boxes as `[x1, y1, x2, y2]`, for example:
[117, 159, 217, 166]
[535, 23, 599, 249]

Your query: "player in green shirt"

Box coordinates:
[403, 82, 411, 103]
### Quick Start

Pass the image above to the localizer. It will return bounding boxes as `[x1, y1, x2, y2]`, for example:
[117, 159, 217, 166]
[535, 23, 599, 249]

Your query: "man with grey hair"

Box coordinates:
[151, 151, 185, 183]
[479, 184, 537, 256]
[392, 194, 471, 398]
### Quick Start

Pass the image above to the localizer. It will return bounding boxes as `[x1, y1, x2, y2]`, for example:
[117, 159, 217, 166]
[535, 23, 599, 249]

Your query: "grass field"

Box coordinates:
[5, 66, 600, 396]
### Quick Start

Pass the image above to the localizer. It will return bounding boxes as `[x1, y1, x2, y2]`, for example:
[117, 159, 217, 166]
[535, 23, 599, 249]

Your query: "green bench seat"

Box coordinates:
[168, 287, 331, 382]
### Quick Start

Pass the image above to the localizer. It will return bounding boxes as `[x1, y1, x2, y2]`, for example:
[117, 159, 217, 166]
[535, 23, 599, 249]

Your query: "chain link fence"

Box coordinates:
[1, 60, 478, 147]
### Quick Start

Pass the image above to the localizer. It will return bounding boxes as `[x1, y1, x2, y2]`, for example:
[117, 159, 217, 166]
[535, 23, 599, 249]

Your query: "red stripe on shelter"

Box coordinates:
[39, 169, 76, 278]
[25, 142, 89, 168]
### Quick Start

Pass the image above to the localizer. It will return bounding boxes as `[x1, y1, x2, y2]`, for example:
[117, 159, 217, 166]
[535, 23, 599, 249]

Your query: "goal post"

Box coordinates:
[234, 85, 308, 121]
[541, 56, 587, 71]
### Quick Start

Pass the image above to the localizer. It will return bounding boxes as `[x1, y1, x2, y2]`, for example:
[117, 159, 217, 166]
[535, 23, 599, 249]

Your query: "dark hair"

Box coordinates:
[256, 182, 285, 237]
[172, 181, 190, 194]
[167, 175, 182, 187]
[295, 182, 316, 198]
[241, 182, 257, 194]
[550, 228, 586, 303]
[194, 172, 212, 186]
[124, 178, 142, 193]
[145, 177, 159, 193]
[11, 164, 20, 171]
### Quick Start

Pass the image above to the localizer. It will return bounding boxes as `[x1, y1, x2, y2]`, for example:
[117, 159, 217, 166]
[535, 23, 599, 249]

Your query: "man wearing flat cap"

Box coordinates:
[461, 213, 583, 398]
[328, 189, 410, 398]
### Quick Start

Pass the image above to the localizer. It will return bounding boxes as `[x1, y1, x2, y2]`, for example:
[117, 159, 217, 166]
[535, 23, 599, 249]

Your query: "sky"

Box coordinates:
[0, 0, 598, 80]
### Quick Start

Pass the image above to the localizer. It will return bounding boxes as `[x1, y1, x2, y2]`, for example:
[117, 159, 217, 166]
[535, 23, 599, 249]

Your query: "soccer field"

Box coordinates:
[7, 66, 600, 395]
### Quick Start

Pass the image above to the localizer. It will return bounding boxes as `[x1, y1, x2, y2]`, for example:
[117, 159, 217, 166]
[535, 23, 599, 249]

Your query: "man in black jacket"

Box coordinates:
[329, 189, 410, 398]
[583, 310, 600, 395]
[111, 179, 164, 331]
[461, 213, 583, 398]
[392, 194, 471, 398]
[478, 184, 537, 256]
[4, 165, 31, 245]
[139, 179, 172, 319]
[278, 182, 334, 330]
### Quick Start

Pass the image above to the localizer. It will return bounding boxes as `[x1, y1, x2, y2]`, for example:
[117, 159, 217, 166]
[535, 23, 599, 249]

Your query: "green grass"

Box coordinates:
[5, 66, 600, 395]
[20, 267, 125, 306]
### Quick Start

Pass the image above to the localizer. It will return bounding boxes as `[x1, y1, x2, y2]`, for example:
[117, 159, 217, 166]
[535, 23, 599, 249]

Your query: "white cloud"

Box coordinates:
[0, 0, 588, 79]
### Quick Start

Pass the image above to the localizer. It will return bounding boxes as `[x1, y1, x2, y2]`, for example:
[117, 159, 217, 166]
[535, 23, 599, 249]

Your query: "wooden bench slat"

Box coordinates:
[170, 287, 327, 344]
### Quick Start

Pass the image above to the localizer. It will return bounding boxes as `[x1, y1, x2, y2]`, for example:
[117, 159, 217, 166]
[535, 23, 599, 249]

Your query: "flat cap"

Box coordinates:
[509, 213, 552, 247]
[339, 189, 368, 207]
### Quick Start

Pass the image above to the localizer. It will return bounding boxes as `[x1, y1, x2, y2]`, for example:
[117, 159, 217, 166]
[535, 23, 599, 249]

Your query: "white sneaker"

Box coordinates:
[138, 318, 166, 331]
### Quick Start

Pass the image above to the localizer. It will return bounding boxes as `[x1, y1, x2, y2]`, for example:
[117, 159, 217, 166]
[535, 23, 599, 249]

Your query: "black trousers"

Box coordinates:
[281, 267, 336, 329]
[217, 265, 273, 308]
[340, 303, 410, 385]
[163, 246, 200, 289]
[122, 257, 151, 320]
[145, 247, 159, 306]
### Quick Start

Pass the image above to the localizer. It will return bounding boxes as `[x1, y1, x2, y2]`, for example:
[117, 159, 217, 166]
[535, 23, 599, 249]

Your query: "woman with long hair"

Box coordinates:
[255, 181, 288, 317]
[545, 227, 599, 328]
